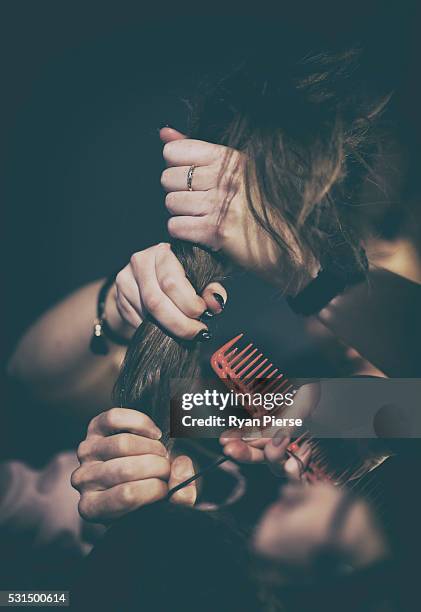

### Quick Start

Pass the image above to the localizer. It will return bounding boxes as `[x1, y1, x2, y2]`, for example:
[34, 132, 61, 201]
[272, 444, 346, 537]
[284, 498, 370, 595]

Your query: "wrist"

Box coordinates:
[219, 208, 321, 294]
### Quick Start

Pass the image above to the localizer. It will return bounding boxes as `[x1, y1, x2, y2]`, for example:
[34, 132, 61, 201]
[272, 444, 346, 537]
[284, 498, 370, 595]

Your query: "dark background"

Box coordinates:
[1, 2, 421, 455]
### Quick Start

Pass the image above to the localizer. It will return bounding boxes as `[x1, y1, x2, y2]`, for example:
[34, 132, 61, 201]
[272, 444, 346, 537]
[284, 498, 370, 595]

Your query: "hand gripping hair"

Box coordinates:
[114, 48, 390, 441]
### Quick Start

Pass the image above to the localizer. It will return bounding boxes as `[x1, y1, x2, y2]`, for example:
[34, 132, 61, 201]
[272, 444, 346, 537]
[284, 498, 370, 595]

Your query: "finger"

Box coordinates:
[219, 429, 268, 446]
[284, 442, 312, 481]
[223, 439, 265, 463]
[167, 216, 217, 249]
[264, 434, 291, 476]
[161, 165, 218, 192]
[163, 139, 223, 167]
[159, 127, 187, 143]
[115, 289, 142, 328]
[74, 454, 170, 491]
[78, 478, 168, 522]
[168, 455, 197, 506]
[155, 245, 207, 318]
[79, 433, 168, 463]
[219, 428, 243, 443]
[201, 282, 227, 314]
[165, 191, 211, 216]
[134, 246, 208, 339]
[115, 267, 144, 326]
[88, 408, 162, 439]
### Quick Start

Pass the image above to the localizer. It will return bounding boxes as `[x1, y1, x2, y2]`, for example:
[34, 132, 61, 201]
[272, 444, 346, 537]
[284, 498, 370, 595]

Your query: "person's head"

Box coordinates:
[190, 47, 390, 289]
[74, 502, 258, 612]
[115, 47, 390, 438]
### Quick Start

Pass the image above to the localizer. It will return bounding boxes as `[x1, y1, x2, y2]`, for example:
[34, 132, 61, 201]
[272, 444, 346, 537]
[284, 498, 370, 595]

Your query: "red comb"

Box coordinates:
[210, 333, 334, 482]
[209, 334, 390, 495]
[210, 333, 293, 398]
[168, 334, 388, 499]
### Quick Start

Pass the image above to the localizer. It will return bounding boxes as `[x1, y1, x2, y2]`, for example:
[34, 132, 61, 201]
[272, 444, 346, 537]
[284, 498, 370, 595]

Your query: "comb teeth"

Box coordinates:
[210, 333, 292, 397]
[211, 336, 340, 486]
[211, 335, 385, 489]
[232, 347, 259, 373]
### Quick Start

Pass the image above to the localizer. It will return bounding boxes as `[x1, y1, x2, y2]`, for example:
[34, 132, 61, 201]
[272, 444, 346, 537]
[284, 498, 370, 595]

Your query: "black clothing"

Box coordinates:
[72, 502, 262, 612]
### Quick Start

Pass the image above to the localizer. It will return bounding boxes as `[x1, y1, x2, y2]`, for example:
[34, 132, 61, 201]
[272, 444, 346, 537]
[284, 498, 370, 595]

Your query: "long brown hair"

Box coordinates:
[115, 48, 390, 436]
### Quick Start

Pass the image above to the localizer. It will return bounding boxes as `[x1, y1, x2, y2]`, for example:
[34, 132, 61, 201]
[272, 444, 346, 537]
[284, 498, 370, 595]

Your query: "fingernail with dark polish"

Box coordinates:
[195, 329, 212, 342]
[201, 309, 214, 319]
[213, 293, 225, 310]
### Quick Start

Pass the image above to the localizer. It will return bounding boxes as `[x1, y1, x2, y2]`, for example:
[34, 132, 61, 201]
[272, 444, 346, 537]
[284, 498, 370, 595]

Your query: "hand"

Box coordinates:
[71, 408, 197, 522]
[159, 127, 287, 283]
[219, 382, 320, 467]
[110, 242, 227, 340]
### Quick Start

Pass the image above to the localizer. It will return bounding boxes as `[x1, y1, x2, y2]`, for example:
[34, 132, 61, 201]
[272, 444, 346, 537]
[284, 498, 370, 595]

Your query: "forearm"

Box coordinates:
[7, 280, 133, 415]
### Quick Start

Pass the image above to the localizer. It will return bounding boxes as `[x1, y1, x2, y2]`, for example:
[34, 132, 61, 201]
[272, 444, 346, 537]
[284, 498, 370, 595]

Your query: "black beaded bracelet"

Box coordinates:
[90, 275, 130, 355]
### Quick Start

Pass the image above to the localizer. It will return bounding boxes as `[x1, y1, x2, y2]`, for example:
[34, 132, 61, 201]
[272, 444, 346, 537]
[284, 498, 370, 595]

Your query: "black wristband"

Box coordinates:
[286, 269, 348, 315]
[90, 275, 130, 355]
[287, 240, 368, 316]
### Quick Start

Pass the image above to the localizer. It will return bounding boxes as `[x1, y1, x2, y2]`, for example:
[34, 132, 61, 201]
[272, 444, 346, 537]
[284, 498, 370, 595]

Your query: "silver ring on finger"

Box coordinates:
[187, 165, 196, 191]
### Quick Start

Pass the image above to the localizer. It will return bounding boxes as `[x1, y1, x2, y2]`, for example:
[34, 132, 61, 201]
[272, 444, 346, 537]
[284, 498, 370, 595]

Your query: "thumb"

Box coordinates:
[168, 455, 197, 506]
[159, 126, 187, 143]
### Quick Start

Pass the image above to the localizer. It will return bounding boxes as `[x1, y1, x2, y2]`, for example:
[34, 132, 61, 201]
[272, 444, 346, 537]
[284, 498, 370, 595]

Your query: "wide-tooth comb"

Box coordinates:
[210, 333, 293, 400]
[169, 334, 383, 498]
[210, 333, 334, 482]
[210, 335, 390, 488]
